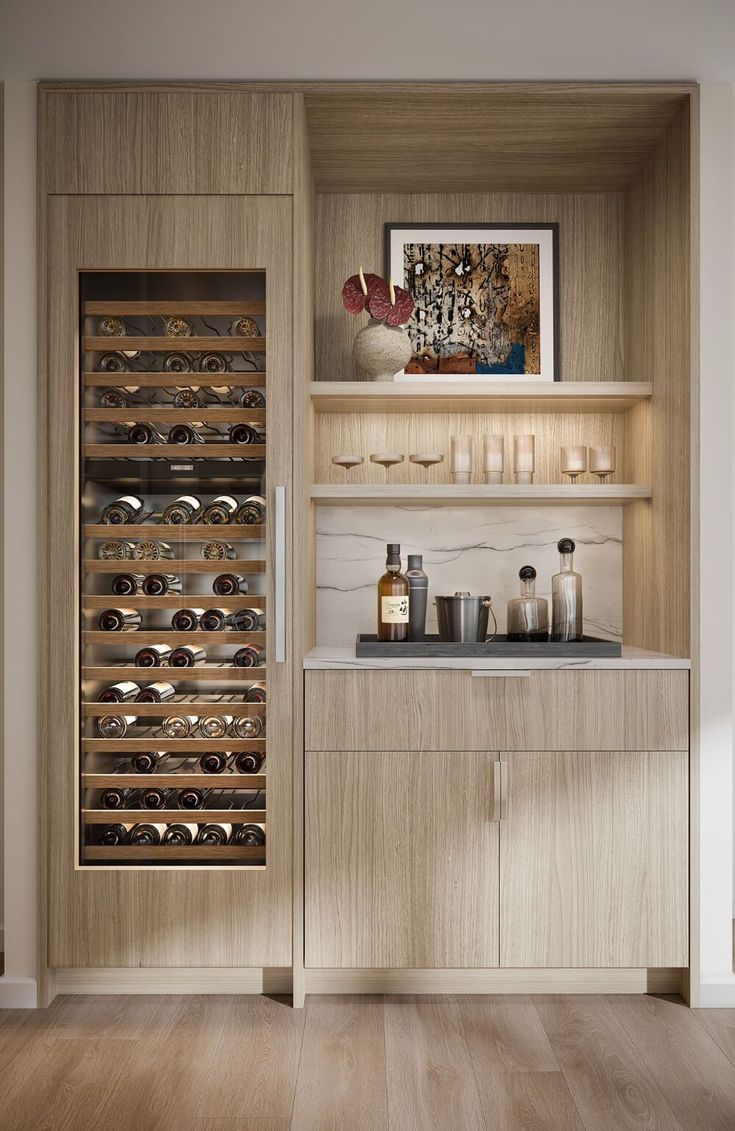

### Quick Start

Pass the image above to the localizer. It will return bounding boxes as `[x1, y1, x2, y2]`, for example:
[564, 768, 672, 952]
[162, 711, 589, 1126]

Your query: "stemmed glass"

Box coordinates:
[409, 453, 444, 483]
[370, 453, 405, 483]
[331, 455, 364, 478]
[589, 445, 616, 483]
[561, 445, 588, 484]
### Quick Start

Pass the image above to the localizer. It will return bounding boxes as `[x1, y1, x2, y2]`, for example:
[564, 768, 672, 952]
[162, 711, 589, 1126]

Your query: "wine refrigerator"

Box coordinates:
[80, 271, 277, 867]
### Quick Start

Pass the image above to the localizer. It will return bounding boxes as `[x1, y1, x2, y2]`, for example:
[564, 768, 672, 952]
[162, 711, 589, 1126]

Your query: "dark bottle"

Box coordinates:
[406, 554, 429, 642]
[171, 607, 205, 632]
[240, 388, 266, 408]
[235, 496, 265, 525]
[168, 423, 205, 445]
[232, 714, 263, 739]
[234, 645, 265, 668]
[172, 388, 200, 409]
[99, 387, 128, 408]
[163, 352, 191, 373]
[135, 681, 175, 703]
[177, 787, 209, 810]
[130, 751, 161, 774]
[198, 353, 227, 374]
[162, 823, 197, 845]
[234, 750, 265, 774]
[127, 422, 165, 445]
[100, 495, 144, 525]
[199, 751, 230, 774]
[100, 787, 137, 810]
[202, 541, 236, 562]
[97, 823, 129, 846]
[233, 608, 265, 632]
[232, 823, 265, 847]
[98, 352, 128, 373]
[135, 643, 172, 667]
[213, 573, 248, 596]
[129, 823, 163, 846]
[161, 495, 201, 524]
[195, 823, 231, 846]
[244, 684, 266, 703]
[551, 538, 583, 643]
[199, 608, 231, 632]
[98, 608, 142, 632]
[169, 644, 206, 668]
[507, 566, 550, 642]
[110, 573, 141, 597]
[141, 573, 181, 596]
[229, 423, 261, 445]
[201, 495, 238, 524]
[98, 680, 140, 703]
[377, 544, 410, 642]
[140, 787, 167, 810]
[97, 714, 137, 739]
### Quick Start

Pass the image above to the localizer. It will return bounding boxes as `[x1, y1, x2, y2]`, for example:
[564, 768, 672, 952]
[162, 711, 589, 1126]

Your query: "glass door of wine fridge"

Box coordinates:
[80, 272, 271, 867]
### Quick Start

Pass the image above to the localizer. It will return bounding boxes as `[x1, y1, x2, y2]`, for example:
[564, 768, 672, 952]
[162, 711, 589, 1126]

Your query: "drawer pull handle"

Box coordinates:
[493, 760, 502, 822]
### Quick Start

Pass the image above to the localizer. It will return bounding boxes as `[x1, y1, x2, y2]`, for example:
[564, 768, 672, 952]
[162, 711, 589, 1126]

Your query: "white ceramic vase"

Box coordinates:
[352, 319, 412, 382]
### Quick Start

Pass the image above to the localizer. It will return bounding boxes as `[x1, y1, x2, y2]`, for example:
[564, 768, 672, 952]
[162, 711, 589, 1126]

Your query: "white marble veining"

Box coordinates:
[304, 646, 690, 670]
[316, 506, 622, 646]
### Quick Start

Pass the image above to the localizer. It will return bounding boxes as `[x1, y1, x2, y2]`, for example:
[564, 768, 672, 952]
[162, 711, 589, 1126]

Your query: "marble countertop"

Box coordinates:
[304, 646, 691, 671]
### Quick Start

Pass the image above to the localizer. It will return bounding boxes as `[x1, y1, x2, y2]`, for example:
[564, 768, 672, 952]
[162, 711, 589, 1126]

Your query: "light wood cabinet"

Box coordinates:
[305, 751, 500, 968]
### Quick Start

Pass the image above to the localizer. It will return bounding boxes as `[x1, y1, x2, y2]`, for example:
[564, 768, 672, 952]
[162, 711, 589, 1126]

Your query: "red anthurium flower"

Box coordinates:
[368, 281, 415, 326]
[341, 272, 384, 314]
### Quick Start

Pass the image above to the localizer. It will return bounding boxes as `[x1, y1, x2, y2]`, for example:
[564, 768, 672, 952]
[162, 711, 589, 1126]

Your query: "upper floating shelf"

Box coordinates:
[310, 381, 652, 414]
[310, 484, 652, 507]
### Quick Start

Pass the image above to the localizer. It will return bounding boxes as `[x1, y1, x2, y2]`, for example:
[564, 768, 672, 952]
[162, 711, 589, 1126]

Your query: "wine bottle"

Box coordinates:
[98, 352, 129, 373]
[140, 788, 168, 810]
[163, 352, 191, 373]
[233, 645, 265, 668]
[171, 607, 205, 632]
[239, 388, 266, 408]
[244, 684, 266, 703]
[199, 751, 229, 774]
[135, 643, 172, 667]
[97, 823, 129, 845]
[127, 422, 165, 445]
[99, 387, 128, 408]
[201, 495, 238, 524]
[132, 540, 174, 561]
[98, 608, 142, 632]
[100, 787, 138, 810]
[195, 823, 232, 845]
[201, 540, 235, 561]
[98, 680, 140, 703]
[235, 495, 265, 525]
[234, 750, 264, 774]
[162, 495, 202, 524]
[199, 714, 233, 739]
[100, 495, 144, 525]
[98, 539, 135, 561]
[212, 573, 248, 596]
[199, 608, 232, 632]
[233, 608, 265, 632]
[199, 353, 227, 373]
[161, 714, 199, 738]
[110, 573, 141, 597]
[177, 787, 210, 810]
[97, 714, 137, 739]
[229, 423, 261, 445]
[169, 645, 206, 668]
[162, 823, 197, 845]
[232, 823, 265, 846]
[141, 573, 181, 596]
[135, 681, 175, 703]
[168, 423, 205, 445]
[232, 714, 263, 739]
[172, 387, 200, 409]
[131, 750, 161, 773]
[377, 543, 410, 642]
[129, 823, 165, 846]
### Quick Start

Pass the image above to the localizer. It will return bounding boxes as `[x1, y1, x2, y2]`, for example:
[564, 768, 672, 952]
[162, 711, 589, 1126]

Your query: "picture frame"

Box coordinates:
[385, 223, 559, 381]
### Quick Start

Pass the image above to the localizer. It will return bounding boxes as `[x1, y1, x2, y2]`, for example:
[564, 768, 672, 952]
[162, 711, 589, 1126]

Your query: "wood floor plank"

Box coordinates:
[41, 993, 176, 1041]
[0, 1037, 134, 1131]
[473, 1072, 586, 1131]
[693, 1008, 735, 1070]
[384, 1002, 485, 1131]
[193, 1121, 291, 1130]
[460, 999, 560, 1072]
[95, 995, 233, 1131]
[612, 995, 735, 1131]
[291, 999, 387, 1130]
[195, 995, 305, 1121]
[536, 995, 684, 1130]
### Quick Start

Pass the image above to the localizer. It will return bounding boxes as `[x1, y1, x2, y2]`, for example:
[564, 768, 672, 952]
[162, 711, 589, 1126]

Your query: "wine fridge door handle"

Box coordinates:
[492, 760, 502, 822]
[274, 485, 286, 663]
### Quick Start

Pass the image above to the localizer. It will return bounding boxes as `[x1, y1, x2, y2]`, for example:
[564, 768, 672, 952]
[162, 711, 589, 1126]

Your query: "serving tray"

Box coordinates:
[355, 634, 622, 658]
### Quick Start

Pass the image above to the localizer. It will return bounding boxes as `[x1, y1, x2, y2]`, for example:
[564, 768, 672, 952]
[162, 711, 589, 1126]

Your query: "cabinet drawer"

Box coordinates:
[305, 669, 689, 752]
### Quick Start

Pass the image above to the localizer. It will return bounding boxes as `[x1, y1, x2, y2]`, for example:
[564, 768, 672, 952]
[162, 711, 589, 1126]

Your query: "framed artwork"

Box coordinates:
[385, 223, 559, 381]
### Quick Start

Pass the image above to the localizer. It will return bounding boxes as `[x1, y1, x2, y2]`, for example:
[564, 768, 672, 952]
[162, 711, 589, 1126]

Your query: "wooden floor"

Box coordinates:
[1, 993, 735, 1129]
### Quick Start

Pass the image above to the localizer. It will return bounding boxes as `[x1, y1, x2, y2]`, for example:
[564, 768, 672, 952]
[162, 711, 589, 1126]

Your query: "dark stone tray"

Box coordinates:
[355, 634, 622, 658]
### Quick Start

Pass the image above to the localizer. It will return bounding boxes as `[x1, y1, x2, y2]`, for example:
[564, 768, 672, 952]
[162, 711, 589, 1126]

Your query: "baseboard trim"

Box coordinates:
[0, 976, 38, 1008]
[304, 967, 685, 994]
[53, 967, 292, 995]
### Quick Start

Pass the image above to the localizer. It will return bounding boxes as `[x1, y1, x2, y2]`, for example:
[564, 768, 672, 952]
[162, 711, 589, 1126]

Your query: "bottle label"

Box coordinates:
[381, 596, 409, 624]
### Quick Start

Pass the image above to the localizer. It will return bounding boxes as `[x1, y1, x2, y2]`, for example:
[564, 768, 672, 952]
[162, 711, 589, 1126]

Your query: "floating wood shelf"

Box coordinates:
[85, 300, 266, 316]
[310, 484, 653, 506]
[83, 596, 264, 611]
[84, 336, 266, 353]
[84, 443, 266, 459]
[310, 380, 653, 414]
[83, 809, 266, 823]
[83, 773, 266, 789]
[84, 630, 266, 646]
[82, 665, 264, 682]
[84, 524, 265, 540]
[85, 407, 265, 424]
[84, 845, 264, 862]
[82, 700, 265, 717]
[83, 738, 266, 753]
[85, 559, 265, 573]
[84, 371, 266, 388]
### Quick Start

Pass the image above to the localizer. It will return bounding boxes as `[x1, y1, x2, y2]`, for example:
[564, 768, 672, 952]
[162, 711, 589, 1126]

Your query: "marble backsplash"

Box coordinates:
[316, 506, 622, 645]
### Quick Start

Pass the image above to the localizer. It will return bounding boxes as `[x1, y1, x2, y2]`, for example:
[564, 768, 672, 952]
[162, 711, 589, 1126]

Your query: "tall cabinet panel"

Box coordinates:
[43, 195, 294, 967]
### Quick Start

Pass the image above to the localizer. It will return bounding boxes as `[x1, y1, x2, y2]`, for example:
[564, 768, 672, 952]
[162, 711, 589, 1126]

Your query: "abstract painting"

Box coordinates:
[385, 224, 558, 381]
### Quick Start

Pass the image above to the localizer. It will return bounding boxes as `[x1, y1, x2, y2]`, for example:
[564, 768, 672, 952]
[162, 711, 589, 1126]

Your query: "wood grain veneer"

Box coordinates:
[305, 669, 689, 752]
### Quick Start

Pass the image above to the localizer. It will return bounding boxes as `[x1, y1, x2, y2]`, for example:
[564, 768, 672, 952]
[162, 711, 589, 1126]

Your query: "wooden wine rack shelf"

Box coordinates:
[84, 845, 265, 862]
[84, 300, 266, 316]
[84, 336, 266, 353]
[83, 773, 266, 789]
[82, 701, 265, 717]
[84, 523, 265, 540]
[84, 443, 266, 459]
[83, 631, 265, 646]
[83, 596, 264, 611]
[83, 665, 264, 681]
[85, 559, 265, 573]
[83, 809, 266, 823]
[83, 738, 266, 753]
[85, 407, 266, 424]
[84, 371, 267, 388]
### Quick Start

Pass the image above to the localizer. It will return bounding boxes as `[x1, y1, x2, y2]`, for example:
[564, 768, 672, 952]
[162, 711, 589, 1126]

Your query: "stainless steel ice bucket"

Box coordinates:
[435, 593, 496, 643]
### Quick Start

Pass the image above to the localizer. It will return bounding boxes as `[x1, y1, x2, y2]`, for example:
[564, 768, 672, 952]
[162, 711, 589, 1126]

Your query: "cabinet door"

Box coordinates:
[500, 750, 688, 968]
[305, 751, 500, 968]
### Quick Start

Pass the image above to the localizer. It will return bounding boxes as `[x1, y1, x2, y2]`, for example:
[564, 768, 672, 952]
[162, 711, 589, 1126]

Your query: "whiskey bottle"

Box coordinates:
[551, 538, 583, 643]
[169, 644, 206, 668]
[377, 544, 410, 642]
[110, 573, 141, 597]
[234, 645, 265, 667]
[97, 714, 137, 739]
[98, 608, 141, 632]
[132, 541, 174, 561]
[171, 607, 205, 632]
[100, 495, 144, 525]
[235, 496, 265, 525]
[135, 681, 175, 703]
[98, 680, 140, 703]
[232, 823, 265, 846]
[168, 423, 205, 445]
[201, 541, 236, 561]
[232, 714, 263, 739]
[194, 823, 231, 845]
[97, 823, 129, 845]
[162, 495, 201, 524]
[162, 823, 198, 845]
[234, 750, 265, 774]
[135, 643, 172, 667]
[128, 823, 165, 845]
[233, 608, 265, 632]
[212, 573, 248, 596]
[244, 684, 266, 703]
[507, 566, 549, 642]
[201, 495, 238, 524]
[141, 573, 181, 596]
[131, 751, 161, 773]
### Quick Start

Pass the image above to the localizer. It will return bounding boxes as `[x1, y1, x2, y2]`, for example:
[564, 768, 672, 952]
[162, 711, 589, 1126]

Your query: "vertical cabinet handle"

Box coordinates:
[493, 760, 502, 821]
[274, 485, 286, 663]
